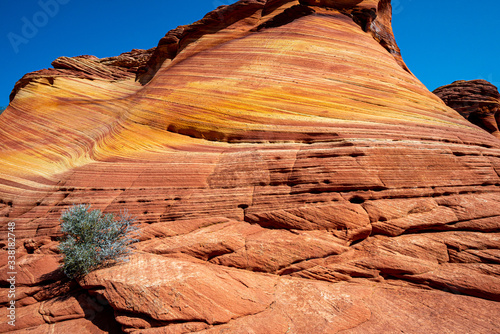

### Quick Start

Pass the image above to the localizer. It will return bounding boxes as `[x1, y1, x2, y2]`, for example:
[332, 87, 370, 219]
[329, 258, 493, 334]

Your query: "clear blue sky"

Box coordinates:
[1, 0, 499, 108]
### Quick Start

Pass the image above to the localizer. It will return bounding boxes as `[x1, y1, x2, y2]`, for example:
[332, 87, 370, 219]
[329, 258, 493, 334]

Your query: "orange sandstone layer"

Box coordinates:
[1, 0, 500, 333]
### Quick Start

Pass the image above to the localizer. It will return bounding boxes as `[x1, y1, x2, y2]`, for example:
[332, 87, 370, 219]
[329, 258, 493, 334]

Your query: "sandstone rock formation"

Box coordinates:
[434, 79, 500, 138]
[9, 48, 155, 102]
[1, 0, 500, 333]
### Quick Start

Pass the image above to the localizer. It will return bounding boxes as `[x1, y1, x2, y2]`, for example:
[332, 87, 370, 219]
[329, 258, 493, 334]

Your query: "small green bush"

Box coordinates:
[58, 204, 139, 279]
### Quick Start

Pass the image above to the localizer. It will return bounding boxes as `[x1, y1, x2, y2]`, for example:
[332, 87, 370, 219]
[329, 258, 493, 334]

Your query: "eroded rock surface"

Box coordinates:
[1, 0, 500, 333]
[9, 48, 155, 102]
[434, 79, 500, 138]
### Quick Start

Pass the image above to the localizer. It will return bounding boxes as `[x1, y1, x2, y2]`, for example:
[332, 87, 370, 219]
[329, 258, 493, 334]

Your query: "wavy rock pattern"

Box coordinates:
[9, 48, 155, 103]
[1, 0, 500, 333]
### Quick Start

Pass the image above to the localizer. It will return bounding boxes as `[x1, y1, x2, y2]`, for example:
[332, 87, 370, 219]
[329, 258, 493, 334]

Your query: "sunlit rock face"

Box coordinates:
[1, 0, 500, 332]
[434, 79, 500, 138]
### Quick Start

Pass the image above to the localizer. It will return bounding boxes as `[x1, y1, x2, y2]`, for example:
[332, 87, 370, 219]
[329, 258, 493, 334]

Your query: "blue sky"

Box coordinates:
[1, 0, 499, 107]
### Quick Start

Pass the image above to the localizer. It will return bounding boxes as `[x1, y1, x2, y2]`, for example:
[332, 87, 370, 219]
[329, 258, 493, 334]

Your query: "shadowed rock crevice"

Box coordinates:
[256, 4, 315, 30]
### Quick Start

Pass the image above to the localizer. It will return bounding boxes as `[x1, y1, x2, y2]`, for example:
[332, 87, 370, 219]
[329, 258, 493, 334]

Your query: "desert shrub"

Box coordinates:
[58, 204, 139, 279]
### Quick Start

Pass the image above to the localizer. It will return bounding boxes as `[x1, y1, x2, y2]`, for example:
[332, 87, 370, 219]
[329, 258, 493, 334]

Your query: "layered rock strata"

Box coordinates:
[1, 0, 500, 333]
[434, 79, 500, 138]
[9, 48, 155, 102]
